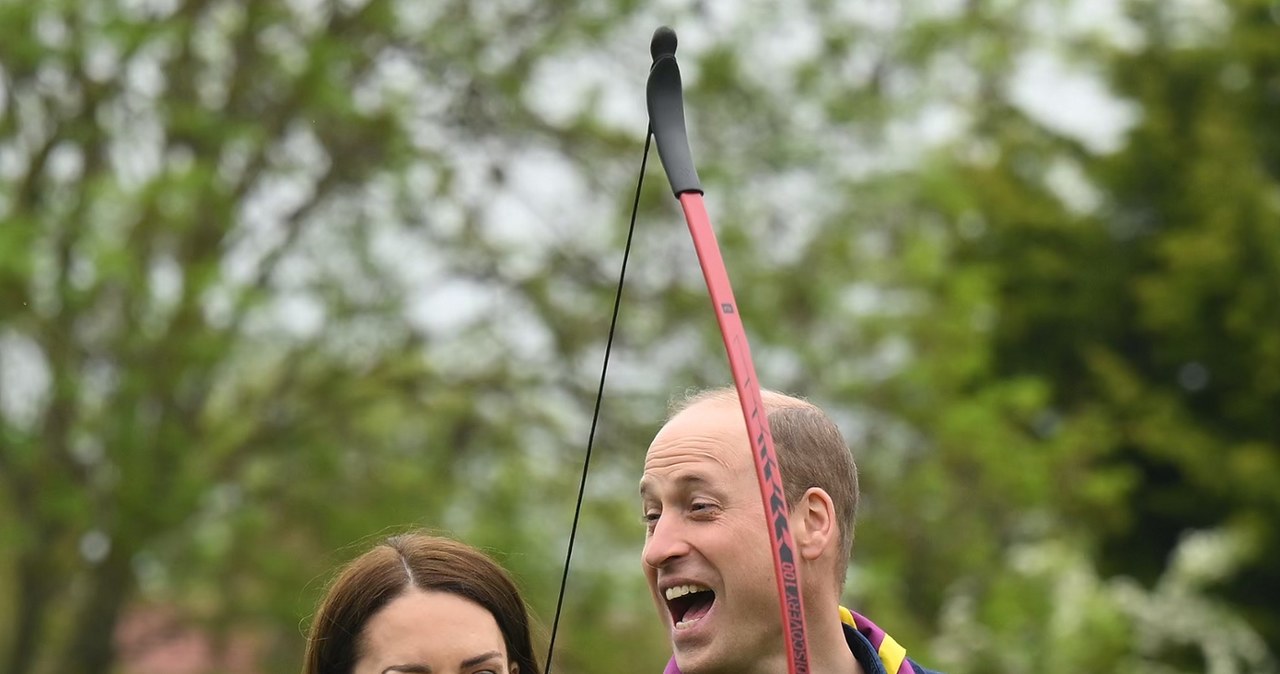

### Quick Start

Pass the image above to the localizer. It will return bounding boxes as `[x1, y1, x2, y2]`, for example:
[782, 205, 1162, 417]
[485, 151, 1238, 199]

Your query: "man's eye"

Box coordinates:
[690, 502, 715, 513]
[643, 512, 660, 524]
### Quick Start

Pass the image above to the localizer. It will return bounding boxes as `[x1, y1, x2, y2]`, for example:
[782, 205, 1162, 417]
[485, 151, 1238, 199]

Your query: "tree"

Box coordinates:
[0, 1, 663, 671]
[930, 0, 1280, 656]
[2, 0, 1275, 672]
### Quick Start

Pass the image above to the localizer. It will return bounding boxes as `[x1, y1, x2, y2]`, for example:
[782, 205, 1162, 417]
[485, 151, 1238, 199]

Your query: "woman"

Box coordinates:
[303, 533, 540, 674]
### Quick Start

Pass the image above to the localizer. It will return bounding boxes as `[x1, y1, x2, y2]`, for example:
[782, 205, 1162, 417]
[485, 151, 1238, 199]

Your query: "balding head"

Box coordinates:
[667, 388, 859, 588]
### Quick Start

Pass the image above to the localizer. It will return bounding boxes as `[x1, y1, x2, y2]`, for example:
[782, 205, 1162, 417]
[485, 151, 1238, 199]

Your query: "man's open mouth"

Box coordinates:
[664, 583, 716, 629]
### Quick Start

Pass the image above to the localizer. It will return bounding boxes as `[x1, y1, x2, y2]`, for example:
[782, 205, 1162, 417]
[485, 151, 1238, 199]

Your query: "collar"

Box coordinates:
[841, 606, 912, 674]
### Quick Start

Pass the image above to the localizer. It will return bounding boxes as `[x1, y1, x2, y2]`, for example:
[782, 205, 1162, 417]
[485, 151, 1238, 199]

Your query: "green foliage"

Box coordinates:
[1, 0, 1276, 673]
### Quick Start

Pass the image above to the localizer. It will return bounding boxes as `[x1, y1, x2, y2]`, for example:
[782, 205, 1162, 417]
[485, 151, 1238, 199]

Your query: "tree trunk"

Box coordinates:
[55, 546, 135, 674]
[4, 549, 58, 674]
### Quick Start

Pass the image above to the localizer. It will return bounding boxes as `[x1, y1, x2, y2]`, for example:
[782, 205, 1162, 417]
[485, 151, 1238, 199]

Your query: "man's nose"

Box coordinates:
[642, 513, 690, 569]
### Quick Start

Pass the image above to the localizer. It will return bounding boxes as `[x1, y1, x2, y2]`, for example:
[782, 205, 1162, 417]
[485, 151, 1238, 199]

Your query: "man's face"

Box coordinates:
[639, 400, 782, 674]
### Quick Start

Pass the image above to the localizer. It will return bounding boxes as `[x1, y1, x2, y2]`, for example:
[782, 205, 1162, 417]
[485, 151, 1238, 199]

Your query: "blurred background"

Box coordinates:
[1, 0, 1277, 672]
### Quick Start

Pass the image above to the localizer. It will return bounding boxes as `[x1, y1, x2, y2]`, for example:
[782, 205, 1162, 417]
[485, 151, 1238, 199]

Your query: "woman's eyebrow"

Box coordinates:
[383, 651, 502, 673]
[460, 650, 503, 667]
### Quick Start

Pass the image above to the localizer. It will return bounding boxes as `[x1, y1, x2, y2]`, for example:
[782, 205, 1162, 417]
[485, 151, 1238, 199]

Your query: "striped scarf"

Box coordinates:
[662, 606, 913, 674]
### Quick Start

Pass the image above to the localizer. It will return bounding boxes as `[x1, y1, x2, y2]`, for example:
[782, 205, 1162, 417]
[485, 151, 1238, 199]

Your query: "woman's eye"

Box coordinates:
[643, 512, 660, 524]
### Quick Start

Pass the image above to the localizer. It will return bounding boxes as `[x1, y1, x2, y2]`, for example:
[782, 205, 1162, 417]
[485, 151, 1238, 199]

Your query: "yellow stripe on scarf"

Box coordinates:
[839, 606, 907, 673]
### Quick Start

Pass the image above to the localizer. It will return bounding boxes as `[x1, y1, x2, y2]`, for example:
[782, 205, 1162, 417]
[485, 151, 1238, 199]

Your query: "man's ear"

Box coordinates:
[791, 487, 837, 563]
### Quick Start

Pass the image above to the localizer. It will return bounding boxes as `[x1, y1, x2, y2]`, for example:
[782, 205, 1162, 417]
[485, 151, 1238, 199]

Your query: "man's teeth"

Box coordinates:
[675, 616, 703, 629]
[664, 583, 711, 601]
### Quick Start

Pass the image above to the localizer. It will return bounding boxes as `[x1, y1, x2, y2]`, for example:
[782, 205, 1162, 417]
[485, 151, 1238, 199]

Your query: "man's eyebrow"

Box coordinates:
[640, 473, 716, 496]
[460, 651, 503, 667]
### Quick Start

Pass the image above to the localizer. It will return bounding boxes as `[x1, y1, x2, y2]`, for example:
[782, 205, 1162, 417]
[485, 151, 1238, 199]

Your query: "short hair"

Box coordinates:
[669, 388, 859, 589]
[302, 533, 539, 674]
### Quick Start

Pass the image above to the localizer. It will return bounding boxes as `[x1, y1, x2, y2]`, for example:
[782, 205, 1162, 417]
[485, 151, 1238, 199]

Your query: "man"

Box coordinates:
[639, 388, 941, 674]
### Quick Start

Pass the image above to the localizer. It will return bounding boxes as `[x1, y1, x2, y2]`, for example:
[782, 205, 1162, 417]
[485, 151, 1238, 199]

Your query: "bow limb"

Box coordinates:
[646, 26, 812, 674]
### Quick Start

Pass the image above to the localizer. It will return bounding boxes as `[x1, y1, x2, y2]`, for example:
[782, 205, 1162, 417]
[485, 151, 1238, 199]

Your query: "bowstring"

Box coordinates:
[543, 127, 652, 674]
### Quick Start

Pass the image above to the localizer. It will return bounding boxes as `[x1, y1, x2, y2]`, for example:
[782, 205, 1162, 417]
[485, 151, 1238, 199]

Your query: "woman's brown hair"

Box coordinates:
[302, 533, 539, 674]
